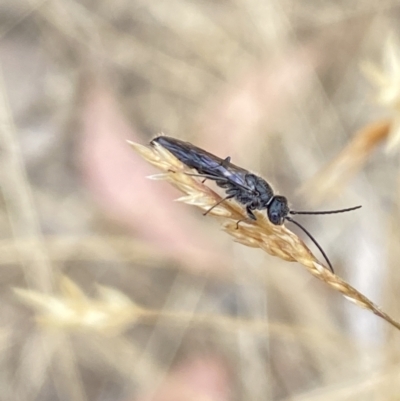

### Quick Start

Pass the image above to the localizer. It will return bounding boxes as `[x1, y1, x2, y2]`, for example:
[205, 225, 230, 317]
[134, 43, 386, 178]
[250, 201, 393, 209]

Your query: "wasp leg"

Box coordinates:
[235, 205, 257, 229]
[203, 194, 235, 216]
[245, 206, 257, 220]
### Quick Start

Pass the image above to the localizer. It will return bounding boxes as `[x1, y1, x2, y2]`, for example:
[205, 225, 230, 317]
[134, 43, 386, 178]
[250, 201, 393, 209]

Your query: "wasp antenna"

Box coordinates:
[286, 217, 334, 274]
[290, 205, 361, 216]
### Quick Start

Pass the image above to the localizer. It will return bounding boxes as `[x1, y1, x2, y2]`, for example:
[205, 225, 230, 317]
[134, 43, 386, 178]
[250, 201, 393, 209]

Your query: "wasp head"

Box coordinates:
[268, 196, 289, 225]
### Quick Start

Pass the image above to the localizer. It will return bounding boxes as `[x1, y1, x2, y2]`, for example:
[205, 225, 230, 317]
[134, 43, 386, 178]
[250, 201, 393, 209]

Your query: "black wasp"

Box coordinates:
[151, 136, 361, 273]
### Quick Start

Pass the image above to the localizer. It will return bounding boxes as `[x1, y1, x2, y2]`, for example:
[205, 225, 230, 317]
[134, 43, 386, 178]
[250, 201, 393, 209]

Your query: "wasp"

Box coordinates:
[151, 136, 361, 273]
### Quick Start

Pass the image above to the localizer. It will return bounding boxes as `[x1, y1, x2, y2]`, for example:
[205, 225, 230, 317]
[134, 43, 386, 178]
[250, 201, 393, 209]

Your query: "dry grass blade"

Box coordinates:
[299, 119, 391, 202]
[362, 35, 400, 153]
[129, 139, 400, 332]
[301, 37, 400, 202]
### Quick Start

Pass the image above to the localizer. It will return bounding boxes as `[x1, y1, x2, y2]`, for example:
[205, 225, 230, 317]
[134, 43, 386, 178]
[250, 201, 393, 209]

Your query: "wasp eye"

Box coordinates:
[270, 213, 280, 225]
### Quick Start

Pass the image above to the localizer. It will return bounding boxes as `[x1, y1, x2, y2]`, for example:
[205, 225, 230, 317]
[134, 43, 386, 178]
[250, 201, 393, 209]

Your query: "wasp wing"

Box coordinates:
[152, 136, 250, 190]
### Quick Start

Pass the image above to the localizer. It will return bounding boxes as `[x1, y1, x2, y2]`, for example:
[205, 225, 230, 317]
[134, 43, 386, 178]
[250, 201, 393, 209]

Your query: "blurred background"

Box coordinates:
[1, 0, 400, 400]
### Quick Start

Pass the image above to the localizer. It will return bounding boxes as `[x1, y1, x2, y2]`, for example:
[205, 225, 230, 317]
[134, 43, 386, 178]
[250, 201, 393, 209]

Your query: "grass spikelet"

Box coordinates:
[14, 276, 144, 335]
[130, 139, 400, 331]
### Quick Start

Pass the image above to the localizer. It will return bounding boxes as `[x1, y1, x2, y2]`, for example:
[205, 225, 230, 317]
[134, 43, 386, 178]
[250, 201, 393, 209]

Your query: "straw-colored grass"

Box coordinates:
[3, 1, 400, 398]
[15, 275, 355, 349]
